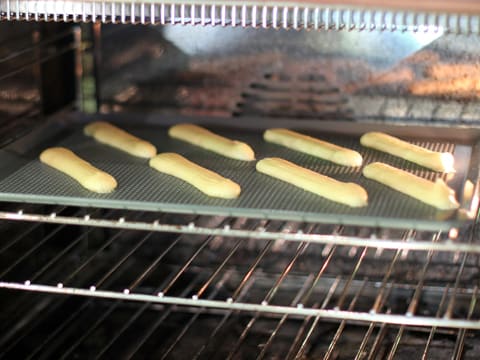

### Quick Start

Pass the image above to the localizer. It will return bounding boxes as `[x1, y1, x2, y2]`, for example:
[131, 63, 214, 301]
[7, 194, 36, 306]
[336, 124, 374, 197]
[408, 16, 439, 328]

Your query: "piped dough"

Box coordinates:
[40, 147, 117, 193]
[168, 124, 255, 161]
[149, 153, 241, 199]
[264, 128, 363, 167]
[84, 121, 157, 158]
[363, 162, 459, 210]
[360, 131, 454, 173]
[256, 157, 368, 207]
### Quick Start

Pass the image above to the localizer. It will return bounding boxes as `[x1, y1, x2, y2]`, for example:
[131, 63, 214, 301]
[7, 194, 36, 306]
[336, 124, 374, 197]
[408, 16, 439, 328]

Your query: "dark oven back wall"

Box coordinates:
[0, 21, 77, 146]
[97, 23, 480, 125]
[2, 21, 479, 132]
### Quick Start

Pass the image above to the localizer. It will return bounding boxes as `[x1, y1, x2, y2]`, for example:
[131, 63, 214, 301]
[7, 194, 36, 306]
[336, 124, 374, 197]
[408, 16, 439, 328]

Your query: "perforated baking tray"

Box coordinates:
[0, 112, 479, 231]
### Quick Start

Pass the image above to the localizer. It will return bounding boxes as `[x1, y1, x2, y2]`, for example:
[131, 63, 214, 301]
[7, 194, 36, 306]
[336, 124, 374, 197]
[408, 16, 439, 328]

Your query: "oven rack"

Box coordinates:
[1, 285, 479, 358]
[3, 281, 479, 330]
[0, 207, 477, 253]
[1, 204, 479, 350]
[2, 206, 480, 358]
[1, 0, 480, 35]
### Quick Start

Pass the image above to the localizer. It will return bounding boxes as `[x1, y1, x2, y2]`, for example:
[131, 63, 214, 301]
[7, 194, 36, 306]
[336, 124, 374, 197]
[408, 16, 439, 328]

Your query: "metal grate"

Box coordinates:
[0, 205, 477, 253]
[1, 1, 480, 34]
[0, 204, 479, 358]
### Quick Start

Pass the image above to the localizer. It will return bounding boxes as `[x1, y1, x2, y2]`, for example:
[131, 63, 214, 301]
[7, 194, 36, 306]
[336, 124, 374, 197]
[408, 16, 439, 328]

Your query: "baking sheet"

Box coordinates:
[0, 112, 478, 231]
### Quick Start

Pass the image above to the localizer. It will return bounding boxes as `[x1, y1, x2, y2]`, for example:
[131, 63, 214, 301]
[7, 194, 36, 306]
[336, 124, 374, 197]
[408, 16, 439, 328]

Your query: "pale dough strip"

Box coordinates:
[149, 153, 241, 199]
[40, 147, 117, 193]
[256, 157, 368, 207]
[168, 124, 255, 161]
[84, 121, 157, 158]
[360, 131, 454, 173]
[363, 162, 459, 210]
[264, 128, 363, 167]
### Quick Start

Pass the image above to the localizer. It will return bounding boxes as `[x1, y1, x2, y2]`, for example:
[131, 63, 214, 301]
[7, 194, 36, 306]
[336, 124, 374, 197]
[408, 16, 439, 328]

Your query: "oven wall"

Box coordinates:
[97, 23, 480, 125]
[0, 22, 78, 146]
[2, 21, 479, 142]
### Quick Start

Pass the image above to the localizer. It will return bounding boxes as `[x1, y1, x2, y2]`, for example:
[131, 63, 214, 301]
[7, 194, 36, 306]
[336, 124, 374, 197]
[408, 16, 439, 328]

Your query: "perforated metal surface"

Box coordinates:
[0, 118, 473, 230]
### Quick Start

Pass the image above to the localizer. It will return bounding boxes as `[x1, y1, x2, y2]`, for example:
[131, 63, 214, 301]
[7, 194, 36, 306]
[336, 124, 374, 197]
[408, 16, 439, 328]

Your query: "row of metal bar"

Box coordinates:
[2, 1, 479, 34]
[1, 210, 479, 358]
[1, 208, 474, 253]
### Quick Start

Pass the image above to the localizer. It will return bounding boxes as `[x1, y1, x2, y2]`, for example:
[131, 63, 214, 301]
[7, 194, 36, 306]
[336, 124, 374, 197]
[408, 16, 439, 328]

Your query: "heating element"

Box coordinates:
[1, 1, 480, 359]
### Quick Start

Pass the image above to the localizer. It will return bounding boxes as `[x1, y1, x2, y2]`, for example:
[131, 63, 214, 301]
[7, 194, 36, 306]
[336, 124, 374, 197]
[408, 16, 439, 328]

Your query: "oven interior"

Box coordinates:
[1, 4, 480, 359]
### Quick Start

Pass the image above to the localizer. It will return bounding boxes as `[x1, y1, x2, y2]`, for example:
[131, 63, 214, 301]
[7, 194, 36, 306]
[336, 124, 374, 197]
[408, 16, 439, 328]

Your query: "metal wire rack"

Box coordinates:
[0, 203, 479, 329]
[0, 205, 476, 253]
[0, 204, 479, 358]
[3, 292, 480, 358]
[1, 0, 480, 34]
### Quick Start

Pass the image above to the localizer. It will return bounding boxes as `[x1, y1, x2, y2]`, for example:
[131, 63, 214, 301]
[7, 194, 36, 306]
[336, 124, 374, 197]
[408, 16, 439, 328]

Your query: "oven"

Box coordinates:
[1, 1, 480, 359]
